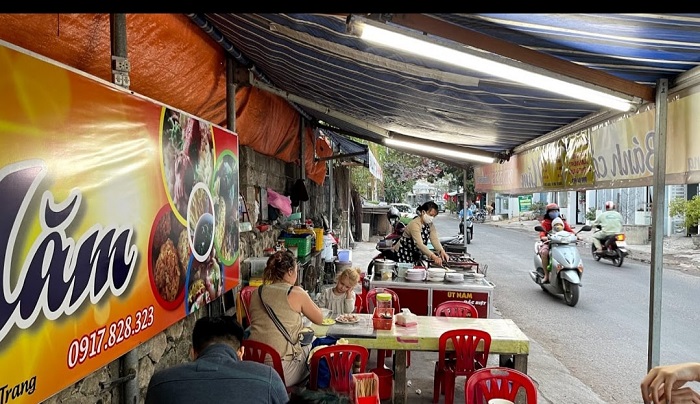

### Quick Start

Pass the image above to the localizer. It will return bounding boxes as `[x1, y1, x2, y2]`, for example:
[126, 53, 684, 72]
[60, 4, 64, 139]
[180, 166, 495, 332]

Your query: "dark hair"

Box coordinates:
[417, 201, 439, 214]
[263, 250, 297, 283]
[191, 315, 244, 354]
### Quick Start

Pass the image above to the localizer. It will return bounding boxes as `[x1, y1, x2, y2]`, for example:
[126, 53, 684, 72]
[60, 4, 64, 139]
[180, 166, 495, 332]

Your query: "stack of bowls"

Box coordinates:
[427, 268, 447, 282]
[405, 268, 426, 281]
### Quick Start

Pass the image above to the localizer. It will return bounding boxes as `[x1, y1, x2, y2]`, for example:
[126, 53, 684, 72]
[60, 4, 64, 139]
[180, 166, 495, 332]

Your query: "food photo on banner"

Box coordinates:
[0, 40, 240, 403]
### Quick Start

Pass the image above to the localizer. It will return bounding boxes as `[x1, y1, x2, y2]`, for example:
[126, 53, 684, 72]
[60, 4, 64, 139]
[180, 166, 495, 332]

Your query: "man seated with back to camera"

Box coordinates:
[145, 315, 288, 404]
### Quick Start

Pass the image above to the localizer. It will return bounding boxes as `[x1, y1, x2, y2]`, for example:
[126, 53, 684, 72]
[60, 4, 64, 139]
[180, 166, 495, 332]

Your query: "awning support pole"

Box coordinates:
[647, 78, 669, 370]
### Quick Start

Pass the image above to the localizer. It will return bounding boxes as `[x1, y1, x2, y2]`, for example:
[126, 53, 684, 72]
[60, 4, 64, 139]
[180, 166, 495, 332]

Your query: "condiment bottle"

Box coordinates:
[376, 293, 392, 310]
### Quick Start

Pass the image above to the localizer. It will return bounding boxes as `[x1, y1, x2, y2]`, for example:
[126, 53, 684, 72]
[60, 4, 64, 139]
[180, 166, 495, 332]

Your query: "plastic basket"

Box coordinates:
[351, 373, 380, 404]
[372, 308, 394, 330]
[282, 235, 312, 257]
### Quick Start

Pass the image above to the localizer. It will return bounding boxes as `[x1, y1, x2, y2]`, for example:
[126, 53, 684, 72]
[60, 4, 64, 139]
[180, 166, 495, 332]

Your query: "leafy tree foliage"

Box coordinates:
[346, 136, 476, 203]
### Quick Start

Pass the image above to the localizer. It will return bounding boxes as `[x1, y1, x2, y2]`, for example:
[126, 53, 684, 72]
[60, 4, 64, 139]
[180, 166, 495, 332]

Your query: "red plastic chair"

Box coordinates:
[308, 344, 369, 393]
[365, 288, 410, 369]
[433, 329, 491, 404]
[365, 288, 400, 313]
[241, 339, 286, 386]
[240, 286, 256, 326]
[435, 300, 479, 318]
[354, 294, 363, 313]
[465, 367, 538, 404]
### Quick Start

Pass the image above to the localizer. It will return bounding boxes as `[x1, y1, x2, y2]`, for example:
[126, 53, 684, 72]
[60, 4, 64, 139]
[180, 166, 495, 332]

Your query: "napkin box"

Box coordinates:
[395, 309, 417, 327]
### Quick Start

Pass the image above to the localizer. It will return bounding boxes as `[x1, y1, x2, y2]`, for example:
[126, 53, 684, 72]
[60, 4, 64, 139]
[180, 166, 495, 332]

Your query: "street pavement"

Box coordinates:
[487, 217, 700, 275]
[346, 216, 700, 403]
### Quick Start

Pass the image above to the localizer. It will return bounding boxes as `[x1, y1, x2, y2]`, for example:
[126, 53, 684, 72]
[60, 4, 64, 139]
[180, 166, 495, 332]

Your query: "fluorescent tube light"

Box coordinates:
[356, 21, 636, 112]
[385, 137, 495, 164]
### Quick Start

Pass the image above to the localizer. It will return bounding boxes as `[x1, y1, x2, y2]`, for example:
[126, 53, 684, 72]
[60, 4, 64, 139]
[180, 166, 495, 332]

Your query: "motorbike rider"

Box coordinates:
[538, 203, 575, 284]
[592, 201, 624, 254]
[392, 201, 449, 266]
[458, 204, 475, 236]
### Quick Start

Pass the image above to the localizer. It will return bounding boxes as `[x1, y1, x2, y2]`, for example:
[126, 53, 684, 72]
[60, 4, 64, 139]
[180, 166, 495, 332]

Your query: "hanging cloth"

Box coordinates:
[290, 178, 309, 207]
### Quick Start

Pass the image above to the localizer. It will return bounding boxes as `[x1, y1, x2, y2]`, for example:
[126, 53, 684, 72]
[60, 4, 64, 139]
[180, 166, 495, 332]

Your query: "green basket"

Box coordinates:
[282, 235, 313, 257]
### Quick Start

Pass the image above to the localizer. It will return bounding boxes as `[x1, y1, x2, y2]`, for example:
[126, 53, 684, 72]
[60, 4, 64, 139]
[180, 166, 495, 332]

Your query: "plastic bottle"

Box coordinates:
[376, 293, 392, 310]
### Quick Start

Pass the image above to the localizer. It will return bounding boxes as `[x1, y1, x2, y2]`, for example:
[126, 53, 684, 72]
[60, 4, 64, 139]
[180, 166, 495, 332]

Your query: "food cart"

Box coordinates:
[363, 253, 494, 318]
[367, 276, 494, 318]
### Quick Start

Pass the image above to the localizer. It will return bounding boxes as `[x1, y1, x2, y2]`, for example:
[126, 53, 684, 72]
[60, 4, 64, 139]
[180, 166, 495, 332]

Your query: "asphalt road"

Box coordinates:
[431, 212, 700, 404]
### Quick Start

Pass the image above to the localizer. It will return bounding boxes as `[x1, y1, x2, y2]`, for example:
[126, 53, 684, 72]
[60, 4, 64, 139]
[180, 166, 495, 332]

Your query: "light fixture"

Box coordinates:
[350, 16, 639, 112]
[384, 137, 495, 164]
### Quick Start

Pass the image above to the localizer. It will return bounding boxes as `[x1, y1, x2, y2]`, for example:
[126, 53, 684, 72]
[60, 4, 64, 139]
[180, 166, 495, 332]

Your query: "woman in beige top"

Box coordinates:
[248, 250, 323, 387]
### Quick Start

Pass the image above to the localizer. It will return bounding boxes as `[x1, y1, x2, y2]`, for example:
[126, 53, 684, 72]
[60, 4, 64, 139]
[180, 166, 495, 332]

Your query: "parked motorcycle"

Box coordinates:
[458, 216, 473, 244]
[529, 224, 592, 307]
[474, 208, 487, 223]
[591, 225, 628, 267]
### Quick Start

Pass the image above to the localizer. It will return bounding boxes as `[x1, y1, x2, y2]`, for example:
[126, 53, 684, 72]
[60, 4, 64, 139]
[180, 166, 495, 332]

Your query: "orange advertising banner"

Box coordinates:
[563, 131, 595, 188]
[0, 42, 240, 403]
[541, 141, 565, 189]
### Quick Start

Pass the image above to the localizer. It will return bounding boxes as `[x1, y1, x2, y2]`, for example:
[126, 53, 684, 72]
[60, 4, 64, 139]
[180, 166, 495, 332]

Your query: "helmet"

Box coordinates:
[552, 217, 564, 227]
[605, 201, 615, 210]
[388, 206, 400, 220]
[545, 203, 559, 213]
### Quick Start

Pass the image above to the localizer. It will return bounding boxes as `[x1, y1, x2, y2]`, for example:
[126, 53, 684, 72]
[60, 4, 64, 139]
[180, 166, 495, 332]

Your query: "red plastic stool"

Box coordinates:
[371, 367, 394, 400]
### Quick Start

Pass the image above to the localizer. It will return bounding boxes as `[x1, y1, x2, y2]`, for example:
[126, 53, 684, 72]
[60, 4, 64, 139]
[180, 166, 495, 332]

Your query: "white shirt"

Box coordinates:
[317, 287, 355, 315]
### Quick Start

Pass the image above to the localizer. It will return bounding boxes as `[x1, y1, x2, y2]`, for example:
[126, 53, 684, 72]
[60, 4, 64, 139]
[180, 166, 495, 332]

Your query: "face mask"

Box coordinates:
[548, 211, 560, 220]
[423, 214, 434, 224]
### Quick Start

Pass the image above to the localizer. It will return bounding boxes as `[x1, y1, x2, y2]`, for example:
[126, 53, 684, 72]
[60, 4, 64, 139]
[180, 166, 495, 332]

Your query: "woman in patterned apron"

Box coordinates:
[392, 201, 449, 266]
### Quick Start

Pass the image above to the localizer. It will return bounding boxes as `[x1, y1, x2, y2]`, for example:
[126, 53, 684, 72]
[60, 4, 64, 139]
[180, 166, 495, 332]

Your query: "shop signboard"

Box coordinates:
[0, 41, 240, 403]
[518, 195, 532, 212]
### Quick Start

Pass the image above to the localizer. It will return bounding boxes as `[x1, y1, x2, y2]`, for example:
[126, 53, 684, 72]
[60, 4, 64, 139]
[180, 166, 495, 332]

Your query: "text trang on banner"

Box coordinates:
[0, 41, 240, 403]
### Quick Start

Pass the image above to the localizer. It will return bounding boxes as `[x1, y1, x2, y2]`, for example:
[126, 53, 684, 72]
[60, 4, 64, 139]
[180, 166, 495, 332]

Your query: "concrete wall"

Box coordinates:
[44, 146, 352, 404]
[623, 224, 650, 245]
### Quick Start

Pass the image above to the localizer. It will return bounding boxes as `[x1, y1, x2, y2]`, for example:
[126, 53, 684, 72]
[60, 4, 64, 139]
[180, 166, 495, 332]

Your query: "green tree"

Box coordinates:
[347, 137, 475, 203]
[669, 196, 700, 235]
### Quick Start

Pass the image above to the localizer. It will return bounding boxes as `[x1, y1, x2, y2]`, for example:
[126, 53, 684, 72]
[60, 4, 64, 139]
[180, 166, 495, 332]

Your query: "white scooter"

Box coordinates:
[529, 224, 592, 307]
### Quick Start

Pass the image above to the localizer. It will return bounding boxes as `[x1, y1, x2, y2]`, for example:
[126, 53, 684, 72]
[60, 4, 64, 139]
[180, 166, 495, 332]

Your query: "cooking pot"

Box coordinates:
[373, 258, 396, 279]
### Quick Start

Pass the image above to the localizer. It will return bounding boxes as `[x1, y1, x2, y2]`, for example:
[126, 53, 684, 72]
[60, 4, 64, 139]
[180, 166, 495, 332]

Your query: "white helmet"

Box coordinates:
[605, 201, 615, 210]
[388, 206, 400, 220]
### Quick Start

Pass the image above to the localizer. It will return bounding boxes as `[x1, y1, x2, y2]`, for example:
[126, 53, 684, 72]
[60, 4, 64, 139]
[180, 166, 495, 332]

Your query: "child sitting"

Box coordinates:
[551, 217, 565, 233]
[317, 267, 361, 315]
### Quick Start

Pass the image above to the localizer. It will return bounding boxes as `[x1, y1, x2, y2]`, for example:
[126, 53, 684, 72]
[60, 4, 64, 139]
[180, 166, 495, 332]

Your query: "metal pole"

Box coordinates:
[347, 176, 352, 248]
[329, 161, 334, 231]
[226, 57, 237, 132]
[110, 14, 130, 89]
[647, 78, 669, 370]
[463, 169, 468, 252]
[110, 15, 137, 404]
[300, 118, 306, 223]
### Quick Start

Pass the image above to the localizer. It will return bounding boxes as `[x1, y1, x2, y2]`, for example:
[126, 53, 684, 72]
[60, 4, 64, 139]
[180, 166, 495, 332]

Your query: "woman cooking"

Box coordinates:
[392, 201, 450, 266]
